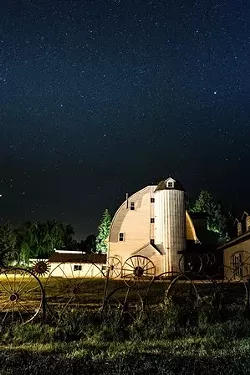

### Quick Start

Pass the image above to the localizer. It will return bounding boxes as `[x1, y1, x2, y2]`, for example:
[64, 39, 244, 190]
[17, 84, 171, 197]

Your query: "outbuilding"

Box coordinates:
[108, 176, 217, 276]
[219, 210, 250, 278]
[47, 250, 107, 277]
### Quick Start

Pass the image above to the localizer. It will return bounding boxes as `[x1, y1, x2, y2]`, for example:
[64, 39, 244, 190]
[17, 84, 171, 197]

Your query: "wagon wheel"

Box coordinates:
[201, 253, 210, 266]
[122, 256, 156, 288]
[230, 251, 250, 278]
[214, 266, 248, 310]
[156, 271, 179, 281]
[165, 274, 199, 308]
[193, 274, 218, 307]
[0, 267, 44, 328]
[207, 252, 216, 266]
[146, 272, 179, 308]
[31, 260, 51, 278]
[106, 257, 122, 278]
[45, 262, 105, 316]
[179, 254, 203, 275]
[102, 286, 143, 325]
[200, 253, 216, 273]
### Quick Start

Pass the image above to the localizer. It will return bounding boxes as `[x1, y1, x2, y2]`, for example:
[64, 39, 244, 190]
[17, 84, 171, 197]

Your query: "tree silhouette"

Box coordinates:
[84, 234, 97, 253]
[0, 222, 17, 258]
[17, 220, 75, 262]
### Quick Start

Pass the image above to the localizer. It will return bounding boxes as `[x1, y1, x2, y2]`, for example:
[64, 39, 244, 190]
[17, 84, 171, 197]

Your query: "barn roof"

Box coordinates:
[48, 252, 107, 264]
[231, 210, 250, 223]
[241, 210, 250, 220]
[154, 177, 185, 192]
[218, 230, 250, 251]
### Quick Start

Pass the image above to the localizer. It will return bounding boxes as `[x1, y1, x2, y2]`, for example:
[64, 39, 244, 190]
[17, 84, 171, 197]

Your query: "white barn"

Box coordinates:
[108, 177, 202, 276]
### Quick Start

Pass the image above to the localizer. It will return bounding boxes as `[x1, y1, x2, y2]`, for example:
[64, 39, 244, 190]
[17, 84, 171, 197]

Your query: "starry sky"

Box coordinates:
[1, 0, 250, 238]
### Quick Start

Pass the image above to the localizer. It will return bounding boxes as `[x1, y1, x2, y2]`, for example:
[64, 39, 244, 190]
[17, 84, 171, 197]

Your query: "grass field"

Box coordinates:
[1, 274, 250, 374]
[1, 303, 250, 374]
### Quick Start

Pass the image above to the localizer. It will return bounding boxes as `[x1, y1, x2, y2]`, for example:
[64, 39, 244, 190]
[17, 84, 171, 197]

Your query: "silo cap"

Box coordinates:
[154, 177, 185, 192]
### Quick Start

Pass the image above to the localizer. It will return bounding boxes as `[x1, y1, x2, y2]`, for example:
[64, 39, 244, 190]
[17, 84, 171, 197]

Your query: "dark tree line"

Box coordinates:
[0, 221, 104, 263]
[0, 210, 112, 264]
[0, 221, 75, 262]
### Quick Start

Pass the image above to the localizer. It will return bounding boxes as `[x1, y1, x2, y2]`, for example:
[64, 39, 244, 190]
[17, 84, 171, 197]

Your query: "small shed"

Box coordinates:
[48, 250, 107, 278]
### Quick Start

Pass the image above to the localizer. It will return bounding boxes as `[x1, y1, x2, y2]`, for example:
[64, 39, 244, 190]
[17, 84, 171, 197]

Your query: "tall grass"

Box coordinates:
[1, 294, 250, 374]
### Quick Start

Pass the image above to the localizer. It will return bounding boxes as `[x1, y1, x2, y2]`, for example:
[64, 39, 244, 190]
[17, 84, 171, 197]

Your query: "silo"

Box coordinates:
[154, 177, 186, 273]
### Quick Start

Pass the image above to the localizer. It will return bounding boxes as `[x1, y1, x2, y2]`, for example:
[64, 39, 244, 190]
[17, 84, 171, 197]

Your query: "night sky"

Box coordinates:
[1, 0, 250, 238]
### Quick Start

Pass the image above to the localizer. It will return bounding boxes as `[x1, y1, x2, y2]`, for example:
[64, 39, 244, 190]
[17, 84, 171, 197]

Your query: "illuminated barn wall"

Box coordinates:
[154, 178, 186, 273]
[108, 177, 198, 275]
[220, 212, 250, 278]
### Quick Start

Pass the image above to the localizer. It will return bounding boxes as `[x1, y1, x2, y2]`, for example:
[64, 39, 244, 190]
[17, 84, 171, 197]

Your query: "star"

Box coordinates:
[0, 0, 249, 240]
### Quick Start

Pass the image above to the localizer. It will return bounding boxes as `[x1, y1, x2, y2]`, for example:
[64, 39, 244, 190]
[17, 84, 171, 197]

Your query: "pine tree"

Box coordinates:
[191, 190, 228, 239]
[96, 209, 111, 253]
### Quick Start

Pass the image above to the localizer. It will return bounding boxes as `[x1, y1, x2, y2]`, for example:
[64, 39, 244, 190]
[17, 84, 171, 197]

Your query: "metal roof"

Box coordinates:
[154, 177, 185, 192]
[48, 252, 107, 264]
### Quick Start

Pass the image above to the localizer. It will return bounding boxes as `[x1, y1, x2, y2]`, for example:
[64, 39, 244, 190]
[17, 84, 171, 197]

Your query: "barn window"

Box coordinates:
[150, 198, 155, 203]
[167, 181, 173, 188]
[130, 202, 135, 210]
[74, 265, 82, 271]
[150, 218, 155, 223]
[119, 232, 124, 241]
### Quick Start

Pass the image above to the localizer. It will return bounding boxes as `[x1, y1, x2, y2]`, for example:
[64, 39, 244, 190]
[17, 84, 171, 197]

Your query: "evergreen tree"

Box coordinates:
[96, 209, 111, 253]
[191, 190, 228, 240]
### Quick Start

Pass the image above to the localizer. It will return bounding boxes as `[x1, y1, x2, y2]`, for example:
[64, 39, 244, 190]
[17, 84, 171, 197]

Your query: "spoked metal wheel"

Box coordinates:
[192, 274, 218, 306]
[0, 267, 44, 327]
[31, 260, 51, 278]
[122, 255, 156, 288]
[106, 257, 122, 278]
[102, 286, 144, 325]
[179, 254, 203, 275]
[205, 252, 216, 267]
[230, 251, 250, 279]
[214, 266, 249, 310]
[165, 274, 199, 308]
[45, 262, 105, 316]
[156, 271, 179, 281]
[145, 272, 179, 308]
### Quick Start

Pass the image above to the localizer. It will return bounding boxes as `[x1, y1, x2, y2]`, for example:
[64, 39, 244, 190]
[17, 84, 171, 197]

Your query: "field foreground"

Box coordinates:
[1, 277, 250, 374]
[1, 327, 250, 375]
[1, 305, 250, 375]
